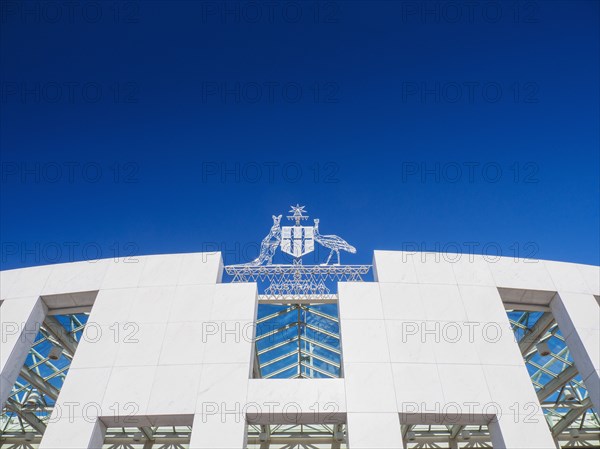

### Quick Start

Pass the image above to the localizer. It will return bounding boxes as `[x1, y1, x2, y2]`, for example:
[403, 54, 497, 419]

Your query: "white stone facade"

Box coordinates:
[0, 250, 598, 448]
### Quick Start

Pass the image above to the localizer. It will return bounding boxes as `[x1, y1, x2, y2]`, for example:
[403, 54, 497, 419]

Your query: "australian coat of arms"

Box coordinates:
[246, 204, 356, 266]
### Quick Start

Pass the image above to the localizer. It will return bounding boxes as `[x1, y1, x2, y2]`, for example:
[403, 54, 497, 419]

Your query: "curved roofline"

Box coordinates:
[1, 249, 598, 274]
[0, 250, 597, 303]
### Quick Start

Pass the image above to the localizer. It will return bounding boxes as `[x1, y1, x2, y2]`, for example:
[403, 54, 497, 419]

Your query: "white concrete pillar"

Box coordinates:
[190, 283, 256, 449]
[191, 363, 250, 449]
[0, 296, 47, 408]
[489, 415, 559, 449]
[371, 250, 558, 448]
[550, 292, 600, 410]
[190, 413, 248, 449]
[339, 283, 404, 449]
[347, 413, 405, 449]
[38, 418, 106, 449]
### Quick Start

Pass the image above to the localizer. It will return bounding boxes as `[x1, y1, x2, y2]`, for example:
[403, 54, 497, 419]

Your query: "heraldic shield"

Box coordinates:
[281, 225, 315, 258]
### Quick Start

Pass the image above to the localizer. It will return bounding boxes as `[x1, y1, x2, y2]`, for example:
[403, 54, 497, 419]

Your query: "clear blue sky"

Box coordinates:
[1, 0, 598, 270]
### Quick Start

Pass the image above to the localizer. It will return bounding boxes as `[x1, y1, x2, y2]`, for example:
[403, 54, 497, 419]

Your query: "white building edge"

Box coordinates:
[0, 250, 598, 448]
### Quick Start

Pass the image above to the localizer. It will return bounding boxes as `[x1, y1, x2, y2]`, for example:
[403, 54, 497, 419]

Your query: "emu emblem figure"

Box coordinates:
[313, 218, 356, 265]
[246, 215, 282, 266]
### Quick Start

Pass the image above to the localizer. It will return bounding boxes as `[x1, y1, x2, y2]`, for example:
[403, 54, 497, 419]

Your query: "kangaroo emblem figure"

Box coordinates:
[246, 215, 282, 266]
